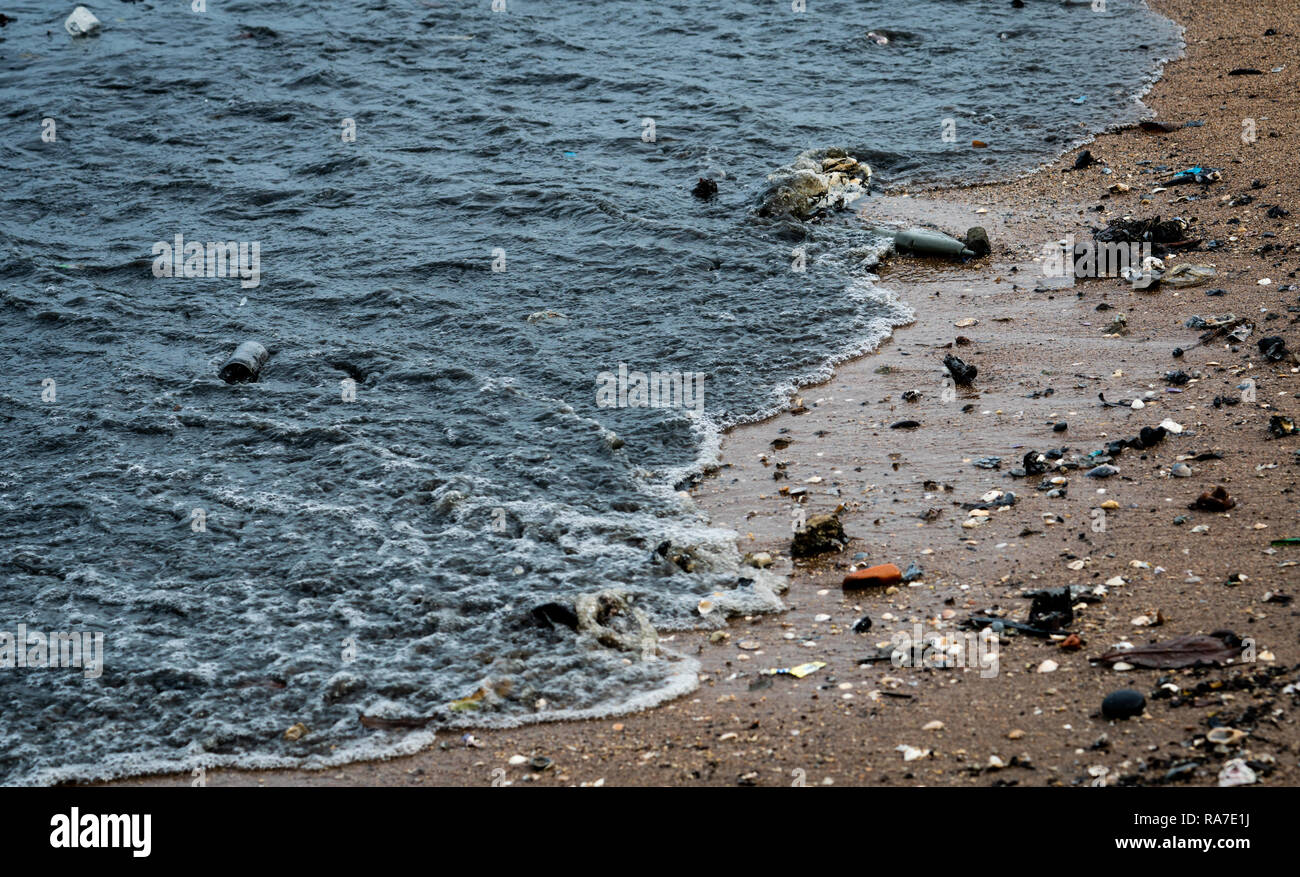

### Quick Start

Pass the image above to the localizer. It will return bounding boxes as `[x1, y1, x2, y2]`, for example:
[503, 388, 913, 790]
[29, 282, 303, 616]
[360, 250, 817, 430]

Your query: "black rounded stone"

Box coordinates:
[1102, 689, 1146, 719]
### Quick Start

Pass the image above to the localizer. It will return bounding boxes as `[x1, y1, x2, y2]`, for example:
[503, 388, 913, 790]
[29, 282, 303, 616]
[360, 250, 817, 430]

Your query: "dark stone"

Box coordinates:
[790, 513, 846, 558]
[1022, 451, 1047, 475]
[1138, 425, 1168, 448]
[1053, 421, 1068, 432]
[943, 354, 977, 385]
[965, 226, 991, 257]
[1073, 149, 1096, 170]
[691, 178, 718, 199]
[531, 602, 579, 630]
[852, 615, 873, 634]
[1102, 689, 1146, 719]
[1189, 485, 1235, 512]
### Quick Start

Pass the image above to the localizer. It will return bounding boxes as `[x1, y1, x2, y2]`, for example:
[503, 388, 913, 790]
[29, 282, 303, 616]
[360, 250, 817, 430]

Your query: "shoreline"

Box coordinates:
[97, 0, 1299, 788]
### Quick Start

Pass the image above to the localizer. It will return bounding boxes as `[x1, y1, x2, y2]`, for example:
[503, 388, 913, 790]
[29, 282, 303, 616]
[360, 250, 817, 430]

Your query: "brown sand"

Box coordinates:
[104, 0, 1299, 788]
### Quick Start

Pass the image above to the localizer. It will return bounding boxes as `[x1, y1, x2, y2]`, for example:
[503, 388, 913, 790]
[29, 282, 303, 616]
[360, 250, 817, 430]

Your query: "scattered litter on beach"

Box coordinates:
[761, 661, 826, 679]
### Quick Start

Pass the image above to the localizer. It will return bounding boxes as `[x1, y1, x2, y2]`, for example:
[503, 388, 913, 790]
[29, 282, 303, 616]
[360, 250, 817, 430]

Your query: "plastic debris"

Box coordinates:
[1167, 166, 1221, 185]
[762, 661, 826, 679]
[895, 227, 975, 259]
[1026, 587, 1073, 630]
[1123, 255, 1166, 290]
[843, 563, 902, 589]
[962, 615, 1057, 638]
[218, 341, 269, 384]
[1258, 336, 1294, 363]
[1095, 215, 1187, 244]
[1163, 263, 1216, 288]
[64, 6, 100, 37]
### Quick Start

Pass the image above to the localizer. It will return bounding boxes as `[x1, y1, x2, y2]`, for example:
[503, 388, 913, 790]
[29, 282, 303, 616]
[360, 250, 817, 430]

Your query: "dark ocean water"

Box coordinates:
[0, 1, 1179, 784]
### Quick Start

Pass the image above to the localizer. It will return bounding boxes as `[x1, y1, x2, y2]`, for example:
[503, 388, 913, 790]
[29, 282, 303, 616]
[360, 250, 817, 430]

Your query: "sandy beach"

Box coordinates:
[102, 0, 1299, 788]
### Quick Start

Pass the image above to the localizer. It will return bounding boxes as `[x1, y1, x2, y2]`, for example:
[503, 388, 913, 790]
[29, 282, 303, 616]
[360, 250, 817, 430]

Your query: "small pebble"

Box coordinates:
[1102, 689, 1146, 719]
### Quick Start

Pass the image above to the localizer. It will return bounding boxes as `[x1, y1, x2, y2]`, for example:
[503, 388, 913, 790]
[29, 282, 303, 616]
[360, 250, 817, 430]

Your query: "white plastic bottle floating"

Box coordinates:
[65, 6, 101, 36]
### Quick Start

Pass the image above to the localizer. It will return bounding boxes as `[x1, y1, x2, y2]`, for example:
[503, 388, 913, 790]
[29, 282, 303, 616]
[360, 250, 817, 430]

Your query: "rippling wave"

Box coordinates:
[0, 0, 1179, 784]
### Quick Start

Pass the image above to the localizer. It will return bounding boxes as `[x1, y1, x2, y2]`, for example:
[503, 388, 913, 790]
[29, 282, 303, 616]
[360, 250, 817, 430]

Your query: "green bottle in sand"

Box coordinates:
[894, 227, 975, 259]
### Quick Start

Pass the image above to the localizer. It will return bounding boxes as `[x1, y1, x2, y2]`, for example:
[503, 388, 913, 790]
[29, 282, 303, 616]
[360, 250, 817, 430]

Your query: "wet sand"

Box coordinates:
[104, 0, 1298, 787]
